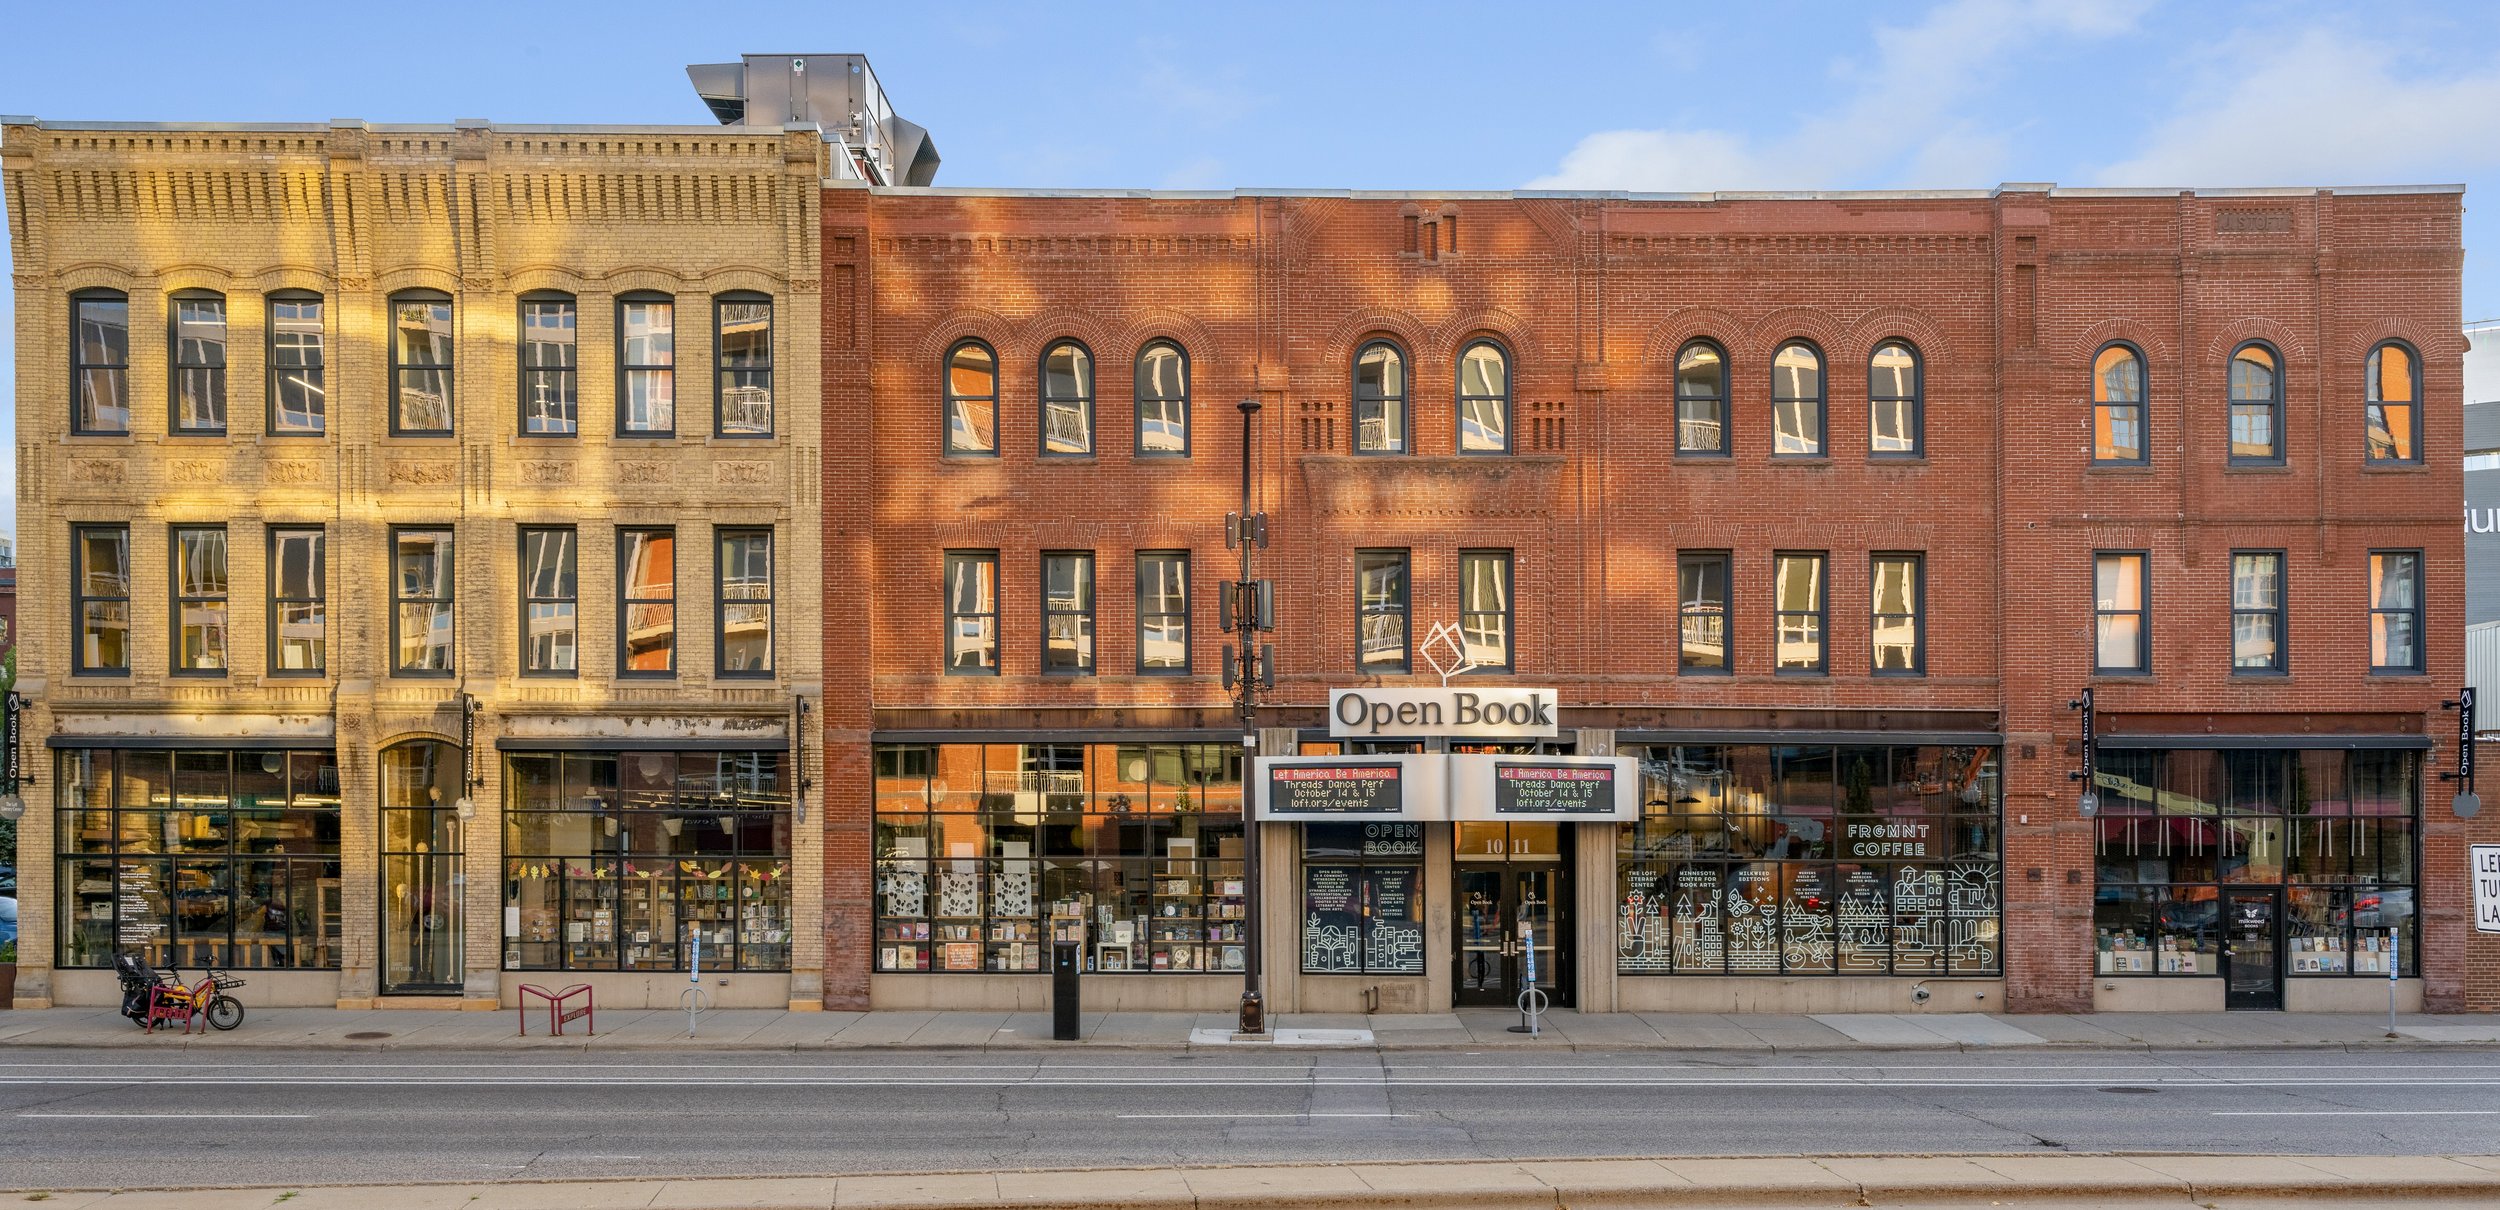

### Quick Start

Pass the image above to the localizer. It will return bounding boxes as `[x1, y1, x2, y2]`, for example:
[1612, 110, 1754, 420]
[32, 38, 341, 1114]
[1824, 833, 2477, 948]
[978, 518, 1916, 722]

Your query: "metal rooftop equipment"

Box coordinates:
[686, 53, 940, 186]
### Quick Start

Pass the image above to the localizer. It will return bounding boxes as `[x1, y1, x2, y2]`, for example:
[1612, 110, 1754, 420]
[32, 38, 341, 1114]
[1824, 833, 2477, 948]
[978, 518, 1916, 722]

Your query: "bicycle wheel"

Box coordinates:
[206, 996, 245, 1031]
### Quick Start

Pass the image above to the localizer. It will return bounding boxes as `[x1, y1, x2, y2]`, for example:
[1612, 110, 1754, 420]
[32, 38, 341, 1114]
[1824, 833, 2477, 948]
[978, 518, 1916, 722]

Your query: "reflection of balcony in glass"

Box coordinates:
[1676, 417, 1722, 450]
[1042, 403, 1088, 451]
[719, 385, 772, 434]
[1679, 614, 1725, 666]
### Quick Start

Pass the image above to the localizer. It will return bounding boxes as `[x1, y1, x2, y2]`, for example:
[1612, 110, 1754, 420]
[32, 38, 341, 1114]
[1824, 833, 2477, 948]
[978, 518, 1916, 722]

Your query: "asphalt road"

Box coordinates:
[2, 1046, 2498, 1189]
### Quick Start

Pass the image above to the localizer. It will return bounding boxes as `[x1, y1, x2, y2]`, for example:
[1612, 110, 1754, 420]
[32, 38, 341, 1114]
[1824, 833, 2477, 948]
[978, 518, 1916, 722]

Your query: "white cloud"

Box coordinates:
[1527, 0, 2148, 191]
[2095, 29, 2500, 186]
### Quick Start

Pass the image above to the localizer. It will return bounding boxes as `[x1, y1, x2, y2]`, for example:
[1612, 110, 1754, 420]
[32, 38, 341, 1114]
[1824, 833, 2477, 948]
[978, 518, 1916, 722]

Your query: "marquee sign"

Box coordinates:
[1329, 687, 1560, 739]
[1449, 755, 1638, 821]
[1252, 754, 1447, 822]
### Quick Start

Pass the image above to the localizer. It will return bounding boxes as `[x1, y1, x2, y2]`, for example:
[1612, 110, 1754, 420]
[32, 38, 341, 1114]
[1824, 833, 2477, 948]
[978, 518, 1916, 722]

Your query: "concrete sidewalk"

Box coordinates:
[3, 1004, 2498, 1051]
[10, 1155, 2500, 1209]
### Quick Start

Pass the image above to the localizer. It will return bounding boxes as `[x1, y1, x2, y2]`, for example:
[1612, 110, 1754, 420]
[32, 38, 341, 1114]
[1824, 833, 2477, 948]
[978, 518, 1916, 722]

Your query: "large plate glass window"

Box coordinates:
[170, 293, 227, 434]
[1301, 822, 1426, 975]
[1354, 341, 1408, 454]
[1135, 340, 1189, 456]
[390, 294, 454, 436]
[380, 740, 462, 994]
[1457, 340, 1510, 454]
[71, 291, 131, 434]
[714, 294, 773, 437]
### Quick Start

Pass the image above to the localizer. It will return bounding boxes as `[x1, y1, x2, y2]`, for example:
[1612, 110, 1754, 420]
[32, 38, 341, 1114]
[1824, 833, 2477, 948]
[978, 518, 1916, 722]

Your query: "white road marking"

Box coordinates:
[3, 1076, 2498, 1088]
[16, 1112, 312, 1119]
[1117, 1113, 1412, 1119]
[2212, 1110, 2500, 1116]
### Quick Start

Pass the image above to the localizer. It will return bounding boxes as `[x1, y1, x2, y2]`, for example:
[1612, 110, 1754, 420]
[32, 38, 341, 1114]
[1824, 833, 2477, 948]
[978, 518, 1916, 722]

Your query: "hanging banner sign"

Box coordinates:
[2473, 845, 2500, 934]
[1450, 755, 1639, 821]
[1252, 755, 1447, 822]
[1329, 688, 1560, 739]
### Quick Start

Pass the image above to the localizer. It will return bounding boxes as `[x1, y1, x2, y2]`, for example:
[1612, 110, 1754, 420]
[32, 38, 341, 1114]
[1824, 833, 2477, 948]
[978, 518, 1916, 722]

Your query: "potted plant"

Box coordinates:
[0, 939, 16, 1009]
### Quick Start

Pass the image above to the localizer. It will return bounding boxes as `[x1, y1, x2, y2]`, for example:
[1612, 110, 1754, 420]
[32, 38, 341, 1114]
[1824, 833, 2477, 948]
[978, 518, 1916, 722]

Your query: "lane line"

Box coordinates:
[2211, 1110, 2500, 1117]
[1116, 1113, 1412, 1119]
[4, 1077, 2499, 1088]
[16, 1112, 312, 1119]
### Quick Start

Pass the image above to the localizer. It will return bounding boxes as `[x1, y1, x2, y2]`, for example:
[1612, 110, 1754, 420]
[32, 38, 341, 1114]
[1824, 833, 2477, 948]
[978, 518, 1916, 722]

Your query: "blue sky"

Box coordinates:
[6, 0, 2499, 538]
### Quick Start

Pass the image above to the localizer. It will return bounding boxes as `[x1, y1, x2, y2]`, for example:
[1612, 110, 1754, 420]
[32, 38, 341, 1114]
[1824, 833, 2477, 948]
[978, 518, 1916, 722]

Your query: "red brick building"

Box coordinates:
[820, 183, 2478, 1017]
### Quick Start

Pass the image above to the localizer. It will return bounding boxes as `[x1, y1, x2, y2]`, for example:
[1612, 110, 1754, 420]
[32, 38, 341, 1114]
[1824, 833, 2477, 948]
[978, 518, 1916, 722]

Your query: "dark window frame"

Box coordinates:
[1136, 550, 1191, 676]
[617, 526, 678, 679]
[169, 523, 230, 677]
[1772, 550, 1829, 675]
[387, 291, 456, 438]
[266, 525, 327, 677]
[2094, 550, 2152, 676]
[943, 338, 1001, 458]
[1677, 551, 1733, 675]
[1041, 550, 1097, 676]
[70, 289, 132, 436]
[615, 292, 678, 439]
[265, 292, 327, 438]
[388, 525, 457, 678]
[71, 522, 132, 676]
[2230, 549, 2287, 675]
[1869, 551, 1925, 677]
[1133, 339, 1191, 458]
[1769, 339, 1827, 459]
[1674, 339, 1731, 458]
[1353, 339, 1410, 456]
[1038, 339, 1096, 458]
[1456, 338, 1512, 456]
[1868, 339, 1923, 458]
[1458, 549, 1515, 673]
[713, 292, 774, 439]
[714, 527, 776, 679]
[944, 550, 1002, 676]
[2365, 340, 2423, 464]
[167, 290, 229, 436]
[518, 526, 580, 678]
[2227, 340, 2285, 466]
[2368, 549, 2424, 674]
[1356, 549, 1412, 673]
[2092, 341, 2150, 466]
[517, 292, 580, 438]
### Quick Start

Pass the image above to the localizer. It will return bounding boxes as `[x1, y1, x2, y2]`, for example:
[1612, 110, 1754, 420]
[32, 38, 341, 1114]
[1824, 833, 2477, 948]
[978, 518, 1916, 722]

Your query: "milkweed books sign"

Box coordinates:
[1253, 755, 1447, 822]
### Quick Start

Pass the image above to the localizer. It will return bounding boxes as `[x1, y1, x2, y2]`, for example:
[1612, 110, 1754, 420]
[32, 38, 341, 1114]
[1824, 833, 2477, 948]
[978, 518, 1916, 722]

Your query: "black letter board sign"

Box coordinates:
[1492, 762, 1618, 814]
[1252, 755, 1443, 821]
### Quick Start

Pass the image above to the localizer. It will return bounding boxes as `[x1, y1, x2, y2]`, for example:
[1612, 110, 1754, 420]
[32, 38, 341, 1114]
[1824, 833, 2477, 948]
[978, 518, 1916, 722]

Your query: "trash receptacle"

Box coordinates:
[1051, 941, 1082, 1041]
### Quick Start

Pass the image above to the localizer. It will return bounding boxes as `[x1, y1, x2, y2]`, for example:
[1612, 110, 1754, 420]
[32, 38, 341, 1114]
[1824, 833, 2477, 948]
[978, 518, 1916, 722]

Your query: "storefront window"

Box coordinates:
[873, 742, 1244, 974]
[1617, 745, 2001, 976]
[2093, 748, 2419, 977]
[502, 750, 791, 972]
[1301, 822, 1426, 974]
[53, 747, 341, 970]
[381, 740, 465, 993]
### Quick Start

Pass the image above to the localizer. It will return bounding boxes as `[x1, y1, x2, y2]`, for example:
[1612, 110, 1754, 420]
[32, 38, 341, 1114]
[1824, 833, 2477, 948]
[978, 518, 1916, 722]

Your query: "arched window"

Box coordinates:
[1040, 340, 1094, 456]
[1771, 341, 1825, 456]
[2092, 343, 2146, 463]
[1457, 340, 1510, 454]
[389, 291, 455, 436]
[943, 339, 998, 455]
[169, 290, 228, 434]
[70, 288, 131, 435]
[1354, 340, 1408, 454]
[2228, 342, 2281, 463]
[1134, 340, 1190, 456]
[1674, 340, 1727, 456]
[1868, 340, 1922, 456]
[518, 292, 578, 436]
[2365, 342, 2419, 462]
[378, 738, 464, 994]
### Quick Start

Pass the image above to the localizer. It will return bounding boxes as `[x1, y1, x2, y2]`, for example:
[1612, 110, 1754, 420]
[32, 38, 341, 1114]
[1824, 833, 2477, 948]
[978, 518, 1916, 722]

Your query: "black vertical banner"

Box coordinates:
[2459, 687, 2477, 788]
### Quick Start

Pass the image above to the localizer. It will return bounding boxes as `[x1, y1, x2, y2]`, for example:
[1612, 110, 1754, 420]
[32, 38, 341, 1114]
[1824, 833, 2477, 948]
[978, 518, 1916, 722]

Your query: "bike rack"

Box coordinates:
[517, 983, 595, 1036]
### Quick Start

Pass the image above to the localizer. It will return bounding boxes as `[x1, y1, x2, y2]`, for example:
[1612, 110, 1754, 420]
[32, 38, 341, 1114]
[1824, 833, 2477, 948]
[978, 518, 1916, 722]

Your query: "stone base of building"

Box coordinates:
[1611, 976, 2007, 1015]
[869, 973, 1246, 1012]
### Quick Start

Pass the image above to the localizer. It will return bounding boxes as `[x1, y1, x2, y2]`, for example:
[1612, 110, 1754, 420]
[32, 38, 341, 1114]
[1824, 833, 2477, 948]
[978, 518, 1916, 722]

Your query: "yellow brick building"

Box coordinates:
[2, 117, 828, 1009]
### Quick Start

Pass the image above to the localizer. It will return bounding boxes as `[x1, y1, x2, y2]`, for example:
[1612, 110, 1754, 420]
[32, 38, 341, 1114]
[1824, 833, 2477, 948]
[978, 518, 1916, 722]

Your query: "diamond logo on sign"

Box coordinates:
[1418, 620, 1478, 686]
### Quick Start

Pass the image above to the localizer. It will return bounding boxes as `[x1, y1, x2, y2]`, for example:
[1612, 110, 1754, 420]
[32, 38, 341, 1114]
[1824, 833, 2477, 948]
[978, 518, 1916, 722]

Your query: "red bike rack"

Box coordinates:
[517, 983, 594, 1036]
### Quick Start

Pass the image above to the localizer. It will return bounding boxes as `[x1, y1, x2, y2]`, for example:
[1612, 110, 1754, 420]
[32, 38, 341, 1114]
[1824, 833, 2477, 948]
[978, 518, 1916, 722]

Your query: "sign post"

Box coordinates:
[682, 927, 710, 1038]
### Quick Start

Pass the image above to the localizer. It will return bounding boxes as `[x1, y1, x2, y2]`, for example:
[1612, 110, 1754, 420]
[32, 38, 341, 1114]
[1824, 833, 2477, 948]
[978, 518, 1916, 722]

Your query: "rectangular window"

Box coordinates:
[2095, 552, 2149, 673]
[715, 297, 773, 437]
[1137, 552, 1190, 675]
[1459, 551, 1513, 672]
[391, 528, 455, 675]
[519, 528, 578, 675]
[520, 298, 578, 435]
[268, 527, 326, 675]
[171, 526, 229, 674]
[2369, 551, 2422, 673]
[1356, 550, 1410, 673]
[1773, 552, 1827, 673]
[716, 528, 774, 676]
[2231, 552, 2284, 673]
[1871, 553, 1923, 674]
[1678, 552, 1730, 674]
[619, 528, 676, 676]
[72, 524, 131, 674]
[268, 297, 326, 435]
[1301, 822, 1427, 975]
[391, 298, 454, 435]
[170, 296, 227, 434]
[1043, 552, 1096, 675]
[619, 298, 675, 435]
[946, 552, 1001, 674]
[72, 294, 131, 434]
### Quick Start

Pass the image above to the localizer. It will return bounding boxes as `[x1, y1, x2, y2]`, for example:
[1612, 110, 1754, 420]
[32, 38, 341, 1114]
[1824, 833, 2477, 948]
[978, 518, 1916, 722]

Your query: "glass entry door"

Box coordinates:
[1453, 823, 1571, 1007]
[2224, 890, 2282, 1011]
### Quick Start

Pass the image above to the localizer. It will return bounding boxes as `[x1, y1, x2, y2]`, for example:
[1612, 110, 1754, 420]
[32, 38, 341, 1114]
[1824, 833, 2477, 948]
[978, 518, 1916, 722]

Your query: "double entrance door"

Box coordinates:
[1454, 822, 1572, 1007]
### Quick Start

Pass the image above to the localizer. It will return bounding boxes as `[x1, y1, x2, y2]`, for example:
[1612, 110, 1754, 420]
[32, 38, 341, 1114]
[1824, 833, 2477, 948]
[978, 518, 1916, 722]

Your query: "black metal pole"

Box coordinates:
[1236, 397, 1265, 1036]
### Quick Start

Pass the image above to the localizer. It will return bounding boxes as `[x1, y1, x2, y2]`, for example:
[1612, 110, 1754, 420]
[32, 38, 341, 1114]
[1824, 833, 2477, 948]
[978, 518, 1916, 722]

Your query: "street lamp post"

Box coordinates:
[1226, 397, 1273, 1036]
